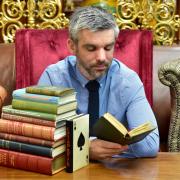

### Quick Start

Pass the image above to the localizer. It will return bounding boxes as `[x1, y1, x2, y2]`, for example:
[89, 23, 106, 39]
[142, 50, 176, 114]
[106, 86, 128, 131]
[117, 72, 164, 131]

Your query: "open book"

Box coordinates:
[92, 113, 156, 145]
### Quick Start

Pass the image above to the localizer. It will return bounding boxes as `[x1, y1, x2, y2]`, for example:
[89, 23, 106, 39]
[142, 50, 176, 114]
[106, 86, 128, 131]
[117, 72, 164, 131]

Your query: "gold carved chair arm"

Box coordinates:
[158, 58, 180, 152]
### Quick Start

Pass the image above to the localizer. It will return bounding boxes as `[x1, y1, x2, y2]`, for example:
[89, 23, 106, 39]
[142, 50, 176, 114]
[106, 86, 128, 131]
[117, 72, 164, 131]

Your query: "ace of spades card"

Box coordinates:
[66, 114, 89, 172]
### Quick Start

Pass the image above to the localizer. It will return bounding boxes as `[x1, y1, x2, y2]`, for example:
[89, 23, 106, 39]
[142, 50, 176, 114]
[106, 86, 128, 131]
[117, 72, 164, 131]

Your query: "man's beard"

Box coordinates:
[76, 50, 112, 79]
[86, 62, 110, 79]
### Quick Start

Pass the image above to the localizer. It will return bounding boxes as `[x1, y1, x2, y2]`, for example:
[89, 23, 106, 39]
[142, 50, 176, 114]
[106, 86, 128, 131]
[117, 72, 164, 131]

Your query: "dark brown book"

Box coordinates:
[0, 149, 65, 175]
[93, 113, 156, 145]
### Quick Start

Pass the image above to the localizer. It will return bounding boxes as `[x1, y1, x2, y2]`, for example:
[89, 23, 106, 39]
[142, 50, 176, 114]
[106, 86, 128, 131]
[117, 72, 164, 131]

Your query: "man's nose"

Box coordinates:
[96, 49, 106, 62]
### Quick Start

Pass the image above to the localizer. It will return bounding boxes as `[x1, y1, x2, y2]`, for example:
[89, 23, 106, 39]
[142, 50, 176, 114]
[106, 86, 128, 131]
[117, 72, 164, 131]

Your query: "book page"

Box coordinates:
[104, 113, 127, 135]
[128, 121, 156, 137]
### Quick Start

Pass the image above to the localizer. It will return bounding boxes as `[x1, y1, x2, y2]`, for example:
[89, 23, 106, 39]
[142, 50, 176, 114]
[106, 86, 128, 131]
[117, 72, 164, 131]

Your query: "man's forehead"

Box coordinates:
[77, 29, 115, 44]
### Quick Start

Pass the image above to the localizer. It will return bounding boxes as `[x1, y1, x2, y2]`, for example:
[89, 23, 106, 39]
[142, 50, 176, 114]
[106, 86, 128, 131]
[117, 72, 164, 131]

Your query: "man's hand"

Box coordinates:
[89, 139, 128, 161]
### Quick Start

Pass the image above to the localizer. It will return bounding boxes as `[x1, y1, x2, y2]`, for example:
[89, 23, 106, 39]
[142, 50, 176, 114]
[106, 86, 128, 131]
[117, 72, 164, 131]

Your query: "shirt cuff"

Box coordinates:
[90, 136, 97, 141]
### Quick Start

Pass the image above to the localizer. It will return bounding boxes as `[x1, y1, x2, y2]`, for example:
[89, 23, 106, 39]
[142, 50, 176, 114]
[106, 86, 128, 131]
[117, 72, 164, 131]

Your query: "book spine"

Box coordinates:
[66, 120, 74, 173]
[0, 149, 65, 175]
[2, 106, 57, 121]
[13, 90, 60, 104]
[1, 113, 55, 127]
[0, 139, 55, 157]
[0, 119, 56, 140]
[12, 99, 58, 114]
[0, 132, 56, 147]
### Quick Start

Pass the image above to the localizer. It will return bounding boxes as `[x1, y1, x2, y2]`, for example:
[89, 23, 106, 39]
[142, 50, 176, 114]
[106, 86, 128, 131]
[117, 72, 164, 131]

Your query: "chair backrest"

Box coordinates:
[15, 28, 153, 105]
[0, 43, 15, 106]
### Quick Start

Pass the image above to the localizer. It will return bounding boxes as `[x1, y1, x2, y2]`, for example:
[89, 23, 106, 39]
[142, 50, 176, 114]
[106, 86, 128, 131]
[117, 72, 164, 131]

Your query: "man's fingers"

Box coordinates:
[89, 139, 128, 160]
[99, 139, 128, 150]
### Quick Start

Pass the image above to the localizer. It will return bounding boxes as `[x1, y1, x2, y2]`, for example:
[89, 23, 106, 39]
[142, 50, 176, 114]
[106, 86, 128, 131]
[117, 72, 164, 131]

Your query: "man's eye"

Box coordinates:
[105, 45, 113, 51]
[86, 46, 96, 51]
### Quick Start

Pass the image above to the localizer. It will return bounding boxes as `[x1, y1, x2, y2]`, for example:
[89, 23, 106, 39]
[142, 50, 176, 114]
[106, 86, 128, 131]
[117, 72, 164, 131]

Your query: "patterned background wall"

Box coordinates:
[0, 0, 179, 45]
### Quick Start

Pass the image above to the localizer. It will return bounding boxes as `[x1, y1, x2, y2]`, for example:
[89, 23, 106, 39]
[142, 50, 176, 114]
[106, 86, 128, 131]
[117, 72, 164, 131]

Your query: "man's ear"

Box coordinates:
[67, 39, 76, 54]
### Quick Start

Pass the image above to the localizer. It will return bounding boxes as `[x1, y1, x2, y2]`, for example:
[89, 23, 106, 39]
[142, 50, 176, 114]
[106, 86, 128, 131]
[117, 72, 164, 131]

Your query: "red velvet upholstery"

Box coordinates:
[15, 28, 153, 105]
[114, 30, 153, 106]
[15, 29, 70, 89]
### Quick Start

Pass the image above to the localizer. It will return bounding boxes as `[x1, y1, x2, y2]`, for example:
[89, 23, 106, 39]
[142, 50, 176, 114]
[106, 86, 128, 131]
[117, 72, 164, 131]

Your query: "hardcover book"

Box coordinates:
[0, 139, 66, 158]
[1, 112, 69, 128]
[66, 114, 89, 173]
[93, 113, 156, 145]
[1, 112, 60, 127]
[13, 88, 76, 105]
[2, 105, 76, 121]
[0, 132, 65, 147]
[0, 119, 66, 141]
[12, 99, 77, 114]
[26, 85, 75, 97]
[0, 149, 65, 175]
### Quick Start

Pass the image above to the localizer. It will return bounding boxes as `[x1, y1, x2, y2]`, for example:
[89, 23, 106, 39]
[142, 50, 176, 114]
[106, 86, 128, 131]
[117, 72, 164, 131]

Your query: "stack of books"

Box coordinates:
[0, 86, 78, 175]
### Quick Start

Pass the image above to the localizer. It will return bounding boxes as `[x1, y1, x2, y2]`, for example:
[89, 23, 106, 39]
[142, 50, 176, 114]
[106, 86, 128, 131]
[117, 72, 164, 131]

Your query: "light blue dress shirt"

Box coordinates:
[38, 55, 159, 158]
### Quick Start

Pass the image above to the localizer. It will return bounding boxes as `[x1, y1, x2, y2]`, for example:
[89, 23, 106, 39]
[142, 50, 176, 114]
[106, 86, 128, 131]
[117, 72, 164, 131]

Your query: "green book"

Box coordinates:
[0, 139, 66, 158]
[2, 105, 76, 121]
[13, 88, 76, 105]
[12, 99, 77, 114]
[93, 113, 156, 145]
[26, 85, 75, 97]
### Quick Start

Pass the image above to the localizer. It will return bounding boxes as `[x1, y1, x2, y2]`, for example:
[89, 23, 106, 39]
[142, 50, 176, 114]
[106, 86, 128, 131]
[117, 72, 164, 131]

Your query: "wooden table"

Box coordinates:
[1, 152, 180, 180]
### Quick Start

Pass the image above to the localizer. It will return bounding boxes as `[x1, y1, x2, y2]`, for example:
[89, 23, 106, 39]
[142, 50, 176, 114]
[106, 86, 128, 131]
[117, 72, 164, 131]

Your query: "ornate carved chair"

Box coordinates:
[158, 58, 180, 151]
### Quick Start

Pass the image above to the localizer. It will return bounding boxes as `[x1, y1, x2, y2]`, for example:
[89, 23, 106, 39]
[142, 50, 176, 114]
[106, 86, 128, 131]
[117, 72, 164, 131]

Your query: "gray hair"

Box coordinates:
[69, 6, 119, 42]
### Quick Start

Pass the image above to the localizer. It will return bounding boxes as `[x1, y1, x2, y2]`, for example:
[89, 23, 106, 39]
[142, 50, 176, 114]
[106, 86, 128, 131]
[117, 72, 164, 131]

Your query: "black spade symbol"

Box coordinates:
[77, 132, 85, 151]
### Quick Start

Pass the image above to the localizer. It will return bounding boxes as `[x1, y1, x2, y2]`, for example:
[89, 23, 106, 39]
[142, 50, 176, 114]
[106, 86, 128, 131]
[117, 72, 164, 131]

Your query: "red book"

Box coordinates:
[0, 149, 65, 175]
[0, 132, 65, 147]
[0, 119, 65, 141]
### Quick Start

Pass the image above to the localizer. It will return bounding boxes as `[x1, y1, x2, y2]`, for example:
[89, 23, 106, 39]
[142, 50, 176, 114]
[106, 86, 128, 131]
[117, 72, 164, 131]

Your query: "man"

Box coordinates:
[38, 6, 159, 160]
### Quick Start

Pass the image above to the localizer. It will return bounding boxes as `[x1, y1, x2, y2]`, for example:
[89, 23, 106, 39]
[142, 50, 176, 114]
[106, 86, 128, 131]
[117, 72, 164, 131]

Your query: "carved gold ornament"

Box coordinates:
[115, 0, 180, 45]
[0, 0, 179, 45]
[0, 0, 69, 43]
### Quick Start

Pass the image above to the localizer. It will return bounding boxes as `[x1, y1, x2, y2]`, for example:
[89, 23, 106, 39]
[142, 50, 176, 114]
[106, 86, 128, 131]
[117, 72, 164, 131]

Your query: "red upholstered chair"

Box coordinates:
[15, 28, 153, 106]
[15, 28, 165, 147]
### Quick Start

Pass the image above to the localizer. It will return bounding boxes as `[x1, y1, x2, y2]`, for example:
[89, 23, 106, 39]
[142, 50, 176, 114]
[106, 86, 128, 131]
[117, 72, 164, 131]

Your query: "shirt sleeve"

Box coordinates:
[120, 73, 159, 158]
[38, 70, 53, 86]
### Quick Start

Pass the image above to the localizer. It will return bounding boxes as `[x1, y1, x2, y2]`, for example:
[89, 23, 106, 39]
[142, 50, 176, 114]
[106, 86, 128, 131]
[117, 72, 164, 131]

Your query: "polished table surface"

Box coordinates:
[1, 152, 180, 180]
